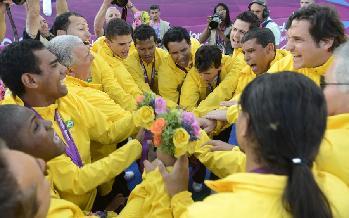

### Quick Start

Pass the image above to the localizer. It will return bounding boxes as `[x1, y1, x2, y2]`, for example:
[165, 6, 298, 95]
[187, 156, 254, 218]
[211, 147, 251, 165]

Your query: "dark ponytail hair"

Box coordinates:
[239, 72, 332, 218]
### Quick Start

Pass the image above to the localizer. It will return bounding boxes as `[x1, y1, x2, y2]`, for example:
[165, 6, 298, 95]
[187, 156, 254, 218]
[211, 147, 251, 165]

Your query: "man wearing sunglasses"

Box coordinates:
[317, 41, 349, 186]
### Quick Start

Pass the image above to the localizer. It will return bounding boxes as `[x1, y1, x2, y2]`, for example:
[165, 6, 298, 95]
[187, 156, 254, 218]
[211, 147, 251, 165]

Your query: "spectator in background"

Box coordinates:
[23, 0, 68, 45]
[248, 0, 281, 46]
[0, 0, 13, 42]
[94, 0, 122, 38]
[300, 0, 316, 8]
[199, 3, 232, 54]
[149, 5, 170, 44]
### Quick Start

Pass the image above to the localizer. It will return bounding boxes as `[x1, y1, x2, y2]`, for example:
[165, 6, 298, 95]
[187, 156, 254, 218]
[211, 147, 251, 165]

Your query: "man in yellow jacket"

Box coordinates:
[124, 24, 168, 95]
[317, 41, 349, 186]
[157, 26, 201, 104]
[268, 5, 347, 85]
[52, 12, 137, 111]
[91, 18, 142, 98]
[192, 11, 260, 117]
[202, 28, 290, 137]
[180, 45, 241, 111]
[0, 40, 142, 211]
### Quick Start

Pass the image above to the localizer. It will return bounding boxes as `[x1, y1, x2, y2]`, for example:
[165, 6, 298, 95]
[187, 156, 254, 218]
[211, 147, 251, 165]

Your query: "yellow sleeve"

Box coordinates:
[91, 53, 137, 111]
[120, 169, 173, 218]
[72, 95, 135, 145]
[112, 61, 143, 98]
[226, 104, 239, 125]
[194, 145, 246, 178]
[47, 198, 98, 218]
[158, 63, 181, 104]
[193, 70, 240, 117]
[316, 133, 349, 186]
[180, 69, 202, 111]
[170, 191, 194, 218]
[47, 139, 141, 195]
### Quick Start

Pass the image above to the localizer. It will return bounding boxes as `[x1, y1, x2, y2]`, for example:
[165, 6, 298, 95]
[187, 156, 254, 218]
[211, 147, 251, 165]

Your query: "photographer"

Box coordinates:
[199, 3, 232, 55]
[23, 0, 68, 45]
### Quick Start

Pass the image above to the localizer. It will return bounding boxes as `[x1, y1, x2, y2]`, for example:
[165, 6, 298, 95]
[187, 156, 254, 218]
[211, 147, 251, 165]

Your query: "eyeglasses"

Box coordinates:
[320, 82, 349, 89]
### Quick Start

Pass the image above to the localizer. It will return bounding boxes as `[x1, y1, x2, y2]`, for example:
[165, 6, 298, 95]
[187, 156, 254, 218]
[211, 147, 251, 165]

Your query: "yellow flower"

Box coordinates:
[133, 106, 155, 129]
[173, 128, 190, 158]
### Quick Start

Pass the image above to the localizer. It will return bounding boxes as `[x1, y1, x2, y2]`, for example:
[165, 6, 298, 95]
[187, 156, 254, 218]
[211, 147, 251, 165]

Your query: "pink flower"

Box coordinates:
[182, 111, 196, 124]
[155, 97, 167, 114]
[192, 122, 201, 137]
[0, 80, 5, 101]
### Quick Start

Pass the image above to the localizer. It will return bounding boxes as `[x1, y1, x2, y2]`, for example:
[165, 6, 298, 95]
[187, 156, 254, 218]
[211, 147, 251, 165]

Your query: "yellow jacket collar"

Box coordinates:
[232, 48, 243, 59]
[3, 94, 58, 120]
[327, 113, 349, 129]
[205, 173, 286, 193]
[65, 76, 102, 90]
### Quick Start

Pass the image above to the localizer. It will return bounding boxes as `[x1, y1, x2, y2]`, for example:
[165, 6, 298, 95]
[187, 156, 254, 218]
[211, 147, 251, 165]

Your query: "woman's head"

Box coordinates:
[213, 3, 232, 27]
[236, 72, 332, 218]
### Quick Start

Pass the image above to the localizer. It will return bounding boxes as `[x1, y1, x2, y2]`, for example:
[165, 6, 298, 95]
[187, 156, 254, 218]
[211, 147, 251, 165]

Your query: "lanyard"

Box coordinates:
[26, 105, 83, 167]
[207, 72, 221, 93]
[140, 57, 156, 88]
[175, 64, 190, 104]
[175, 64, 189, 74]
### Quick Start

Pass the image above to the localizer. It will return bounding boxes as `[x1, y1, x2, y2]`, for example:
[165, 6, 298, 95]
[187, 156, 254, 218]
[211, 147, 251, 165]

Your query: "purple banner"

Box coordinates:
[2, 0, 349, 45]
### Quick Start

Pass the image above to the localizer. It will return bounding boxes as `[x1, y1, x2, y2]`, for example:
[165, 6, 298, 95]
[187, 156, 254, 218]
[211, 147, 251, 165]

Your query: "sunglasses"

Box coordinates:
[320, 82, 349, 89]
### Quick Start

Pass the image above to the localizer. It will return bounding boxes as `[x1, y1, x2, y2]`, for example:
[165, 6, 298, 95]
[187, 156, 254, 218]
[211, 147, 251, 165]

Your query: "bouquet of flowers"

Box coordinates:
[150, 109, 201, 158]
[133, 92, 167, 129]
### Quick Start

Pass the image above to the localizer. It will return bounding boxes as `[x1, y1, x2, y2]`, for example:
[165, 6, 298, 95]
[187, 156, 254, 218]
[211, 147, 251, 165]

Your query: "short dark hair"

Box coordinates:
[0, 105, 27, 149]
[235, 11, 260, 30]
[240, 72, 331, 218]
[133, 24, 158, 44]
[0, 40, 45, 97]
[149, 4, 160, 11]
[51, 12, 84, 36]
[241, 28, 275, 47]
[0, 140, 39, 218]
[105, 18, 133, 41]
[213, 3, 232, 27]
[286, 5, 346, 52]
[195, 45, 222, 72]
[162, 26, 191, 50]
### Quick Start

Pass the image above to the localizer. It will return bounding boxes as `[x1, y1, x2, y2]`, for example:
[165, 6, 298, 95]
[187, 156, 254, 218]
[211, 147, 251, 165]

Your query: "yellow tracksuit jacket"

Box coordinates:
[268, 53, 334, 85]
[157, 38, 201, 104]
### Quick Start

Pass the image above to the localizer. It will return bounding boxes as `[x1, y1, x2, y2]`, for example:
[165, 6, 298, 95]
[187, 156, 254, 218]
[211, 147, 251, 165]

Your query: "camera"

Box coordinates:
[0, 0, 26, 5]
[209, 13, 222, 29]
[111, 0, 128, 7]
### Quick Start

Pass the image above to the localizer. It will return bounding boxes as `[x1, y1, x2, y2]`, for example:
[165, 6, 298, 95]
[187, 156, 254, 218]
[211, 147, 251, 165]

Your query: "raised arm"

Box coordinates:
[25, 0, 40, 39]
[94, 0, 113, 38]
[56, 0, 69, 16]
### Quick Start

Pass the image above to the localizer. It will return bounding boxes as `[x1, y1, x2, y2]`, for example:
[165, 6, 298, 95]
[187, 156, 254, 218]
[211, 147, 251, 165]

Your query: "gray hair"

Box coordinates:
[47, 35, 84, 68]
[332, 41, 349, 93]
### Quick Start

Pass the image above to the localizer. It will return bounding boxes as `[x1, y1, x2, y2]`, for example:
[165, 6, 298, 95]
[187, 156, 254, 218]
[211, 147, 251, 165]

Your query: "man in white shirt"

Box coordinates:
[248, 0, 281, 46]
